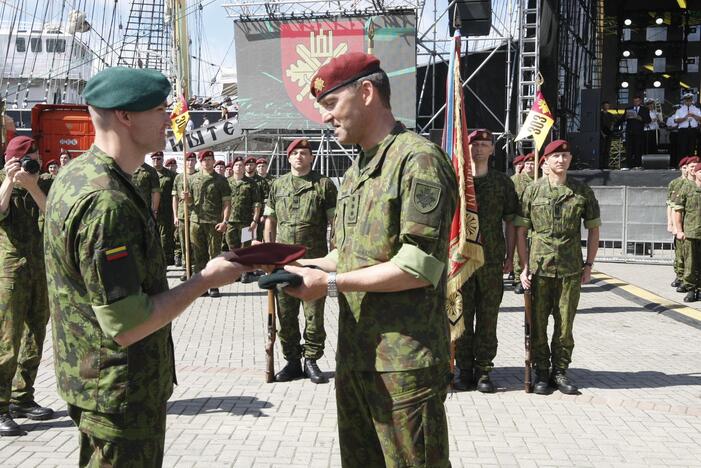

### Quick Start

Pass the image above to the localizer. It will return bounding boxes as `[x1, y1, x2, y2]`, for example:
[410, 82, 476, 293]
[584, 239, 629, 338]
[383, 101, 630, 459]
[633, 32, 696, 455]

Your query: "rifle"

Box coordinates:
[265, 290, 277, 383]
[523, 284, 533, 393]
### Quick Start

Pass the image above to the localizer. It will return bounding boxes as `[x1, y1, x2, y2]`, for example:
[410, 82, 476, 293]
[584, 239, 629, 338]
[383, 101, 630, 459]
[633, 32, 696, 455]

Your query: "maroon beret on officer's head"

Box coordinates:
[512, 155, 525, 166]
[244, 156, 257, 165]
[232, 243, 307, 266]
[310, 52, 382, 101]
[543, 139, 571, 158]
[233, 156, 244, 163]
[44, 159, 59, 170]
[214, 160, 225, 167]
[150, 151, 164, 159]
[687, 156, 700, 165]
[679, 156, 689, 168]
[225, 162, 233, 169]
[538, 156, 547, 167]
[287, 138, 311, 157]
[198, 150, 214, 162]
[5, 136, 36, 161]
[468, 129, 493, 144]
[256, 158, 267, 165]
[186, 151, 197, 160]
[164, 158, 177, 166]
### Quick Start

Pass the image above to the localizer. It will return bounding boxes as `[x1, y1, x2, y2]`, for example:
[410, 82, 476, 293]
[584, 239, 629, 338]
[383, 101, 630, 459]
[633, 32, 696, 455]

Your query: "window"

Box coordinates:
[30, 38, 42, 53]
[15, 38, 25, 52]
[46, 39, 65, 53]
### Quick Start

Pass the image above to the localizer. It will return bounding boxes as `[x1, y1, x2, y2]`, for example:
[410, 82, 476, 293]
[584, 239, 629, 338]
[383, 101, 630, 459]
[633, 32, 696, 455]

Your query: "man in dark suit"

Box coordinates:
[621, 96, 651, 170]
[599, 101, 616, 169]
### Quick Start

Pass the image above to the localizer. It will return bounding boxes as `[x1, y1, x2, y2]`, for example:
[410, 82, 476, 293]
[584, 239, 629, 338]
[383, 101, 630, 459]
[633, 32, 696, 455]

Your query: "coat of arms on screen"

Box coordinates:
[281, 21, 364, 124]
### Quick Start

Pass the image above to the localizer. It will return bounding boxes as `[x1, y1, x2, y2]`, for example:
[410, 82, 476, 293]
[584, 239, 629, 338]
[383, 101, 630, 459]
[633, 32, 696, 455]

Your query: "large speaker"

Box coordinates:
[567, 131, 600, 169]
[448, 1, 492, 37]
[580, 88, 602, 134]
[642, 154, 670, 170]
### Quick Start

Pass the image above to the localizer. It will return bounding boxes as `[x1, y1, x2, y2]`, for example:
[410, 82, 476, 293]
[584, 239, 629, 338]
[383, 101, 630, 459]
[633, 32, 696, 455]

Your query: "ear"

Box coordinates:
[113, 110, 133, 127]
[358, 80, 374, 106]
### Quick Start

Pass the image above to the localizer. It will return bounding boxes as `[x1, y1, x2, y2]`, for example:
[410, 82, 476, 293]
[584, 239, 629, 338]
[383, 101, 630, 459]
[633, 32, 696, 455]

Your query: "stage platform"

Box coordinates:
[567, 169, 678, 187]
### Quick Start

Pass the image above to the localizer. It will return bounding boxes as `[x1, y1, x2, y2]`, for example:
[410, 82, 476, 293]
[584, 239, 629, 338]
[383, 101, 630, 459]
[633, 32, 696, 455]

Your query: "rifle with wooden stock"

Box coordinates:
[523, 284, 533, 393]
[265, 290, 276, 383]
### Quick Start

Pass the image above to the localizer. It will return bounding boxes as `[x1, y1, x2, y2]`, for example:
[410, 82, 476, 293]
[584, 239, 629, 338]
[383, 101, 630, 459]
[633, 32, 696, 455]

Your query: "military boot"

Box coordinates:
[684, 290, 698, 302]
[671, 278, 681, 288]
[514, 283, 525, 295]
[0, 413, 24, 436]
[550, 369, 578, 395]
[303, 359, 329, 384]
[475, 371, 495, 393]
[274, 360, 304, 382]
[10, 401, 54, 421]
[677, 284, 691, 293]
[451, 367, 473, 391]
[174, 255, 182, 268]
[208, 288, 220, 298]
[533, 369, 551, 395]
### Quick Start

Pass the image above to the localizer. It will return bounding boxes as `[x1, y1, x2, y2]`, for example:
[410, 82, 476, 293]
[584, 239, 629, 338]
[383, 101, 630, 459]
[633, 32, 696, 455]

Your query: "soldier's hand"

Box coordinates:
[581, 266, 592, 285]
[283, 265, 328, 301]
[13, 165, 40, 189]
[174, 218, 180, 227]
[676, 231, 686, 241]
[200, 252, 253, 288]
[502, 256, 514, 274]
[4, 159, 21, 183]
[215, 222, 228, 233]
[249, 221, 256, 231]
[520, 269, 531, 290]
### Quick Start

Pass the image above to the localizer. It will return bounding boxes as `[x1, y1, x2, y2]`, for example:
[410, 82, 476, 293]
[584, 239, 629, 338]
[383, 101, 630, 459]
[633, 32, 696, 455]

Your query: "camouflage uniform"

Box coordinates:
[155, 167, 176, 264]
[256, 174, 275, 241]
[226, 177, 258, 249]
[515, 177, 601, 372]
[265, 171, 337, 361]
[0, 171, 52, 413]
[43, 146, 175, 463]
[456, 170, 518, 373]
[331, 124, 456, 467]
[130, 163, 161, 211]
[511, 172, 533, 283]
[244, 174, 263, 244]
[172, 171, 195, 268]
[668, 176, 688, 281]
[671, 181, 701, 292]
[189, 171, 230, 274]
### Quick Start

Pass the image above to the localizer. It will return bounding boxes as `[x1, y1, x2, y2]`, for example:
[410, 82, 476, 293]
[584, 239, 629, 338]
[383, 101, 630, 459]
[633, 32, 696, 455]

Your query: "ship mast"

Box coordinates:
[169, 0, 191, 99]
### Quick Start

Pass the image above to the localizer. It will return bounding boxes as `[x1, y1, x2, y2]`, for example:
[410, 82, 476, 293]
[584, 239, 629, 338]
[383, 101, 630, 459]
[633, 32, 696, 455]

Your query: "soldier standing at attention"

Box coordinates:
[214, 159, 225, 176]
[173, 152, 197, 278]
[669, 157, 690, 289]
[43, 67, 249, 466]
[189, 150, 231, 297]
[512, 154, 524, 175]
[59, 149, 71, 167]
[672, 161, 701, 302]
[151, 151, 176, 265]
[256, 157, 275, 241]
[0, 136, 55, 436]
[284, 52, 456, 466]
[516, 140, 601, 395]
[45, 159, 60, 178]
[453, 129, 518, 393]
[226, 156, 259, 250]
[512, 152, 535, 295]
[242, 156, 263, 246]
[224, 162, 234, 179]
[264, 138, 337, 384]
[131, 160, 161, 216]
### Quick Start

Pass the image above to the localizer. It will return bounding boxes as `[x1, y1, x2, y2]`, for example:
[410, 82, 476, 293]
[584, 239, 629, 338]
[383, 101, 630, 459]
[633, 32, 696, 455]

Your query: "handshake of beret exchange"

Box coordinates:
[228, 243, 313, 290]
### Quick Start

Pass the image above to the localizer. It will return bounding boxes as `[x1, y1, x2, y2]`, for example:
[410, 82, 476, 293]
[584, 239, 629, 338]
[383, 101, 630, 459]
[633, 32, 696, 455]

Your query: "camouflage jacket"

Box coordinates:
[515, 176, 601, 277]
[172, 171, 196, 220]
[130, 163, 161, 210]
[333, 123, 457, 371]
[672, 180, 701, 239]
[244, 174, 263, 208]
[257, 174, 275, 206]
[474, 170, 518, 265]
[189, 170, 231, 224]
[155, 167, 175, 222]
[511, 172, 533, 202]
[228, 177, 257, 225]
[667, 175, 685, 207]
[0, 170, 52, 267]
[43, 145, 174, 422]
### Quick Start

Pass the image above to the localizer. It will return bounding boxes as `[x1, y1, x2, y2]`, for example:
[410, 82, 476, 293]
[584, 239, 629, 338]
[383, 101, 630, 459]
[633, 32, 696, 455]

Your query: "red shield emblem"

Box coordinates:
[281, 20, 365, 124]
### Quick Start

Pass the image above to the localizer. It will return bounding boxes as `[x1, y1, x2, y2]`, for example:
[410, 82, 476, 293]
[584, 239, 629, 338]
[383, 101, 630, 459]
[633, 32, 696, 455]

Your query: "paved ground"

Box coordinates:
[1, 263, 700, 467]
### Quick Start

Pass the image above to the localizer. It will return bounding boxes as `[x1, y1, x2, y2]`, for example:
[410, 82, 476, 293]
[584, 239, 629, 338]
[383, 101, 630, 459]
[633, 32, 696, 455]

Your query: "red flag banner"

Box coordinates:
[442, 31, 484, 341]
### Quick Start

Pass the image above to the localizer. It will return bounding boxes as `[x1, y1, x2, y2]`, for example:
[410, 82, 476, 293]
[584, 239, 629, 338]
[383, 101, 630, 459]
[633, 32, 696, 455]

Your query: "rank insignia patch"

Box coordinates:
[412, 179, 442, 214]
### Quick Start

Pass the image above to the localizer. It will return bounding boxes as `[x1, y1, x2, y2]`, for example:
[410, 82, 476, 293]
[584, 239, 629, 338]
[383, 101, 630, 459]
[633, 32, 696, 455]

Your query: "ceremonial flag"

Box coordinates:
[170, 94, 190, 144]
[515, 90, 554, 151]
[442, 31, 484, 341]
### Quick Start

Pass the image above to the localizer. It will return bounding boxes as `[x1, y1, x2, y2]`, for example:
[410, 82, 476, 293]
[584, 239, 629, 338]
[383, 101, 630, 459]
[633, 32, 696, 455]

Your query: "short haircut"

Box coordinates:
[353, 70, 391, 109]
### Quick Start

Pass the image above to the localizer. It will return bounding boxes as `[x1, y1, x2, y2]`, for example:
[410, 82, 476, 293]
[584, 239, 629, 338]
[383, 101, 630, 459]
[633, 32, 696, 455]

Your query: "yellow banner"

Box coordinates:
[170, 95, 189, 144]
[515, 91, 554, 151]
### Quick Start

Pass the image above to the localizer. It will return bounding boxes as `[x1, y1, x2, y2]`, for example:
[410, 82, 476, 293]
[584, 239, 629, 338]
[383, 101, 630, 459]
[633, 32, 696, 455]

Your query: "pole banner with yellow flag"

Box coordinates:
[442, 31, 485, 342]
[170, 94, 190, 143]
[515, 90, 554, 151]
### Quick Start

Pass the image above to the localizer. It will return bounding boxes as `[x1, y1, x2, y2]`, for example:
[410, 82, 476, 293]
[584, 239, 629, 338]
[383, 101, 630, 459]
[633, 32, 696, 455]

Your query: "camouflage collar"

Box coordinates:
[355, 121, 406, 180]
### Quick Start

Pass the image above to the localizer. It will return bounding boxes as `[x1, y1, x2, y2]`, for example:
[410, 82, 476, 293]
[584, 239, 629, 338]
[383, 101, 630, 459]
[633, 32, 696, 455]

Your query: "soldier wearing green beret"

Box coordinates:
[453, 129, 518, 393]
[43, 67, 250, 466]
[264, 138, 337, 384]
[189, 150, 231, 297]
[225, 156, 259, 251]
[0, 136, 55, 436]
[173, 153, 197, 276]
[284, 52, 456, 467]
[516, 139, 601, 395]
[151, 152, 176, 265]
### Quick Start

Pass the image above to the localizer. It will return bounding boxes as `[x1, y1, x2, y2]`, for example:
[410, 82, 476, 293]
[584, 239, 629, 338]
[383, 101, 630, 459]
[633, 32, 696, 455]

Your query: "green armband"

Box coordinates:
[92, 292, 154, 340]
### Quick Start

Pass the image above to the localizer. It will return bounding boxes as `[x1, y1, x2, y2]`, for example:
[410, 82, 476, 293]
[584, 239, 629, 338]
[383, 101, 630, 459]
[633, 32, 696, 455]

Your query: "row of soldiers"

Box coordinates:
[667, 155, 701, 302]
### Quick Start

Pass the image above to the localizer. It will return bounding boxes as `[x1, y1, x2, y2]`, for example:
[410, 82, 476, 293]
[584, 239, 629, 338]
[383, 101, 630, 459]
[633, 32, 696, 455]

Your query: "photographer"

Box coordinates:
[0, 136, 55, 436]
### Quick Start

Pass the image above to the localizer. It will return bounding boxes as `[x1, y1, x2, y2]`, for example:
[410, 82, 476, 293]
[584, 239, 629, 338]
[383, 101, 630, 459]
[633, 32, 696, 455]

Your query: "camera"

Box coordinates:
[20, 156, 40, 174]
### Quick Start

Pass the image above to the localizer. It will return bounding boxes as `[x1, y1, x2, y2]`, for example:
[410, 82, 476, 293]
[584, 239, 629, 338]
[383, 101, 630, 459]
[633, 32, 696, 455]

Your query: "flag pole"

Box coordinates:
[533, 73, 545, 181]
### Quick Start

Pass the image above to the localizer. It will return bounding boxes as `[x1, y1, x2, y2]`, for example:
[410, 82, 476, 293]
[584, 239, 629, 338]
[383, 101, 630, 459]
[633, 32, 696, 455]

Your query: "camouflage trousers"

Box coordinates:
[157, 216, 175, 265]
[176, 219, 194, 273]
[277, 290, 326, 360]
[336, 365, 451, 468]
[68, 403, 166, 468]
[0, 260, 50, 412]
[189, 221, 222, 274]
[682, 238, 701, 290]
[455, 263, 504, 372]
[674, 237, 686, 279]
[256, 217, 265, 242]
[225, 222, 245, 251]
[513, 250, 523, 285]
[531, 274, 581, 371]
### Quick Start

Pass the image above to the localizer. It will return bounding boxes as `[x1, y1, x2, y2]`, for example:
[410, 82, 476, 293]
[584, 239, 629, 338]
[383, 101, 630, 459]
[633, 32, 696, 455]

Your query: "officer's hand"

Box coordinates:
[283, 265, 328, 302]
[200, 252, 253, 288]
[215, 222, 227, 233]
[581, 266, 592, 285]
[502, 257, 514, 274]
[4, 159, 21, 182]
[13, 166, 40, 189]
[676, 231, 686, 241]
[520, 269, 531, 290]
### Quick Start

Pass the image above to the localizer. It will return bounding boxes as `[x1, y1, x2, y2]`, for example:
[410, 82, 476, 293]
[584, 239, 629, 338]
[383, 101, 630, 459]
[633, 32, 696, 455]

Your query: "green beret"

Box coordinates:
[83, 67, 171, 111]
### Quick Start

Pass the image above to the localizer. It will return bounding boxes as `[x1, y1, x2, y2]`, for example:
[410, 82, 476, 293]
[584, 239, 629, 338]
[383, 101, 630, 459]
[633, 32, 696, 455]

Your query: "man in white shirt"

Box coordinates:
[644, 99, 662, 155]
[674, 93, 701, 157]
[667, 107, 679, 167]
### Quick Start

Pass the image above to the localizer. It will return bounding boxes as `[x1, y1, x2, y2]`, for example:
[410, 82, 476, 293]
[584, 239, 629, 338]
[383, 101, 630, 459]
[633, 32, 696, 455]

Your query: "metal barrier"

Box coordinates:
[585, 186, 673, 264]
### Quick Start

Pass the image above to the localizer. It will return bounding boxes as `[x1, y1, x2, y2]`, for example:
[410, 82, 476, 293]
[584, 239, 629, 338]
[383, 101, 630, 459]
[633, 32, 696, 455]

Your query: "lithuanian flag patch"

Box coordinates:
[105, 246, 128, 262]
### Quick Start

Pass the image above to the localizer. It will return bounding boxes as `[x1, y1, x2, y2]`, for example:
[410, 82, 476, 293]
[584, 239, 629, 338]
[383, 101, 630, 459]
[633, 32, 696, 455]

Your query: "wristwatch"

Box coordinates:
[583, 262, 594, 268]
[327, 272, 338, 298]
